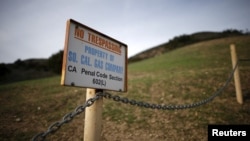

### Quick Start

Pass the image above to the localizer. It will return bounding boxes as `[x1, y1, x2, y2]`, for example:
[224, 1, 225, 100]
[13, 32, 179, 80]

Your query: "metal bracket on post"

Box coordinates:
[84, 88, 103, 141]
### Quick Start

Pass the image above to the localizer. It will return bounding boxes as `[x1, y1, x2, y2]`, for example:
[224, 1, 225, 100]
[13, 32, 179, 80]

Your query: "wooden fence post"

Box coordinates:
[230, 44, 243, 104]
[84, 88, 103, 141]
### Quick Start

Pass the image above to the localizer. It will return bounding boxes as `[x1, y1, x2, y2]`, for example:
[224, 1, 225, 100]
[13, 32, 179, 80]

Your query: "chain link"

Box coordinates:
[102, 61, 238, 110]
[32, 61, 239, 140]
[32, 93, 103, 141]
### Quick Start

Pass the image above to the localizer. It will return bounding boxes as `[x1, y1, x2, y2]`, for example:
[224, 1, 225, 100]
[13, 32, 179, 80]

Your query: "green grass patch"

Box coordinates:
[0, 36, 250, 141]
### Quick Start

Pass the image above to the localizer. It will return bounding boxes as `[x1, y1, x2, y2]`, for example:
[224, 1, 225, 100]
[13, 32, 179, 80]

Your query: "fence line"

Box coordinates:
[32, 59, 248, 141]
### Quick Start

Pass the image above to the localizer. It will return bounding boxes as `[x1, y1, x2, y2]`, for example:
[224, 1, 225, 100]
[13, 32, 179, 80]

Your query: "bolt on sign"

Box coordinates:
[61, 19, 128, 92]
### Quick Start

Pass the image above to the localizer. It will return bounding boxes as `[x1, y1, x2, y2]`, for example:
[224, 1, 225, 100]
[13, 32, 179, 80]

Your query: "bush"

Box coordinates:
[0, 63, 11, 76]
[48, 50, 64, 74]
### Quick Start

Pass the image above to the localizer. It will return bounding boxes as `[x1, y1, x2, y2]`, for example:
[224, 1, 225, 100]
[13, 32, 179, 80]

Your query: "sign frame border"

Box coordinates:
[61, 19, 128, 92]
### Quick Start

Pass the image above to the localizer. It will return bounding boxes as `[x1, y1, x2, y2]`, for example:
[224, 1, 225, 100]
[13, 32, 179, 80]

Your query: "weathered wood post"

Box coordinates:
[84, 88, 103, 141]
[230, 44, 243, 104]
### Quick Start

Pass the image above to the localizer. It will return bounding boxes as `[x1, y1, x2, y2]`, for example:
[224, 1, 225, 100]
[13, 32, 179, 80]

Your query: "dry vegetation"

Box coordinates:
[0, 36, 250, 141]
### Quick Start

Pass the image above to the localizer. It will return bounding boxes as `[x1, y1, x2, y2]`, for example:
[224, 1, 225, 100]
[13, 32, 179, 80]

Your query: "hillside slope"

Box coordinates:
[0, 30, 245, 85]
[0, 36, 249, 141]
[128, 30, 246, 63]
[0, 50, 63, 85]
[110, 35, 250, 140]
[0, 59, 55, 85]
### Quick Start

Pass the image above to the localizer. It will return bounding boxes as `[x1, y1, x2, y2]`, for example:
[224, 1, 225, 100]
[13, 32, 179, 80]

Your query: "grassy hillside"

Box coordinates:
[0, 51, 63, 85]
[0, 36, 250, 141]
[0, 59, 55, 85]
[128, 30, 246, 63]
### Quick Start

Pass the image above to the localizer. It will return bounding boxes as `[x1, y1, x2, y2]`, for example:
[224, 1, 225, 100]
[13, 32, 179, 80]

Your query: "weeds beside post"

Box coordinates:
[84, 88, 103, 141]
[230, 44, 243, 104]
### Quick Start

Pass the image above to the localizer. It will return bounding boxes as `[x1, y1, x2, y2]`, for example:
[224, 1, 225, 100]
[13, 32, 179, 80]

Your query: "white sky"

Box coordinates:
[0, 0, 249, 63]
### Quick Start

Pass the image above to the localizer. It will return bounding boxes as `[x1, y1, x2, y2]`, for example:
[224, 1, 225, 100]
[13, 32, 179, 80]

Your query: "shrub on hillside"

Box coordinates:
[48, 50, 63, 74]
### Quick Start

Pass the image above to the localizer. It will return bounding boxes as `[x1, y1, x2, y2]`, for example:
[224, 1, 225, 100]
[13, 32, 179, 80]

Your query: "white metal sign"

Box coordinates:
[61, 19, 127, 92]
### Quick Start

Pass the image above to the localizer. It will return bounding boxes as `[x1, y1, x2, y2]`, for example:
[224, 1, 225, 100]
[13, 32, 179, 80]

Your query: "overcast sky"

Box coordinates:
[0, 0, 249, 63]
